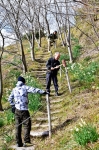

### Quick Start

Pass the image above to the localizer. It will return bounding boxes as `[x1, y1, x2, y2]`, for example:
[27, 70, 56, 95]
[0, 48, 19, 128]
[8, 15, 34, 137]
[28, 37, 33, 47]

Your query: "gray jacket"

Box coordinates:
[8, 81, 45, 110]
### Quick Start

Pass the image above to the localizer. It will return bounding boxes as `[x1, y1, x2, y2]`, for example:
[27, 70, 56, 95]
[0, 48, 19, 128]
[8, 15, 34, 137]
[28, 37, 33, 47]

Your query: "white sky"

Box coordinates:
[0, 29, 15, 47]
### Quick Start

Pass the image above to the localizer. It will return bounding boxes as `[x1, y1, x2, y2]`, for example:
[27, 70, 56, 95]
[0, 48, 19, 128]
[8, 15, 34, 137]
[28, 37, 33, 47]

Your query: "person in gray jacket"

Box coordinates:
[8, 76, 47, 147]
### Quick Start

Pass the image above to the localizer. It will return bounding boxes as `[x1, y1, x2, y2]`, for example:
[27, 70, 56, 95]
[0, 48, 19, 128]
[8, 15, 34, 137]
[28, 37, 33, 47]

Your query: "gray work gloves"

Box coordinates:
[11, 105, 16, 113]
[43, 91, 50, 95]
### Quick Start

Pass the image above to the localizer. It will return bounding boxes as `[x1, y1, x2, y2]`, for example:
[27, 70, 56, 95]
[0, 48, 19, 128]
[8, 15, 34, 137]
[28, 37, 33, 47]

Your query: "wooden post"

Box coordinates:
[60, 65, 62, 77]
[46, 94, 51, 138]
[65, 67, 72, 93]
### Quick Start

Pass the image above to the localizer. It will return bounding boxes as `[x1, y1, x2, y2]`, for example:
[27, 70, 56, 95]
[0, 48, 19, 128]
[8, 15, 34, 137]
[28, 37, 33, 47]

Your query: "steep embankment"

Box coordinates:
[17, 47, 99, 149]
[29, 48, 99, 149]
[3, 38, 99, 149]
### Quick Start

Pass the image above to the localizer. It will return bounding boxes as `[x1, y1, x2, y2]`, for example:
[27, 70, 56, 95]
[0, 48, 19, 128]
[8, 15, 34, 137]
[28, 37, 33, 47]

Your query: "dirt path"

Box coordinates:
[9, 48, 68, 149]
[29, 49, 67, 137]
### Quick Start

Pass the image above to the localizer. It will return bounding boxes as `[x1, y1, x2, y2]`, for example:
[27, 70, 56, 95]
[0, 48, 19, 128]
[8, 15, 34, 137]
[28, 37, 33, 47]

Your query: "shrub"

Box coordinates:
[60, 44, 82, 62]
[0, 118, 4, 127]
[69, 61, 99, 84]
[1, 144, 8, 150]
[60, 54, 69, 63]
[28, 93, 41, 111]
[84, 56, 91, 62]
[73, 119, 99, 146]
[71, 37, 79, 44]
[4, 134, 13, 143]
[5, 110, 15, 125]
[22, 73, 43, 112]
[72, 44, 82, 60]
[71, 36, 82, 60]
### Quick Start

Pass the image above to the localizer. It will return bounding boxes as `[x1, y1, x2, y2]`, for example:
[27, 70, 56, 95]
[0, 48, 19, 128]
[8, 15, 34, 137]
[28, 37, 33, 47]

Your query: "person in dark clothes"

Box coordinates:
[46, 52, 60, 96]
[47, 31, 57, 52]
[48, 31, 58, 43]
[8, 76, 47, 147]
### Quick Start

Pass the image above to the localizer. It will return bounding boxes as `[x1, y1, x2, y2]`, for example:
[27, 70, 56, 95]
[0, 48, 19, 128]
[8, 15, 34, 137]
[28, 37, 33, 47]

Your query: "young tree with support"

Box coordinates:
[0, 31, 4, 111]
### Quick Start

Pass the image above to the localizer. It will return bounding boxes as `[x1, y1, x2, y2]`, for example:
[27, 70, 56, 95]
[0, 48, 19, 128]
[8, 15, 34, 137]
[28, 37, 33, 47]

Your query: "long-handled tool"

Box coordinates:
[47, 64, 63, 72]
[51, 64, 63, 70]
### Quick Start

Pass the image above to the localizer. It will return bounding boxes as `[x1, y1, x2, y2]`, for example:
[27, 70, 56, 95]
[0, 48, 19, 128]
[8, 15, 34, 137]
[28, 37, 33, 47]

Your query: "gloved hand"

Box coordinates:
[11, 105, 16, 114]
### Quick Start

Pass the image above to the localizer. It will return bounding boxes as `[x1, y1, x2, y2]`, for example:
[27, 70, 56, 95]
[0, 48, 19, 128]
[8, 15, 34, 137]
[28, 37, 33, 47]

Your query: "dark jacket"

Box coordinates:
[48, 33, 57, 40]
[46, 57, 60, 75]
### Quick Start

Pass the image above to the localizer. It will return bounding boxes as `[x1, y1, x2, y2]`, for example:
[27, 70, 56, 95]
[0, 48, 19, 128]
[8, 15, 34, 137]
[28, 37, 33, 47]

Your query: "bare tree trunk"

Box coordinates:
[0, 58, 3, 111]
[25, 30, 35, 61]
[30, 31, 35, 61]
[65, 0, 73, 63]
[54, 0, 65, 46]
[66, 24, 73, 63]
[45, 14, 50, 35]
[0, 31, 4, 111]
[19, 39, 27, 73]
[39, 28, 41, 47]
[43, 0, 50, 35]
[38, 7, 41, 48]
[58, 26, 65, 47]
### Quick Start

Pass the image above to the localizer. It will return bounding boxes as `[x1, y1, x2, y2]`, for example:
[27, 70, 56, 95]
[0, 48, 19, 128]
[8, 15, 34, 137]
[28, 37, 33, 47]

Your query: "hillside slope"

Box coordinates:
[1, 33, 99, 150]
[9, 46, 99, 150]
[29, 48, 99, 150]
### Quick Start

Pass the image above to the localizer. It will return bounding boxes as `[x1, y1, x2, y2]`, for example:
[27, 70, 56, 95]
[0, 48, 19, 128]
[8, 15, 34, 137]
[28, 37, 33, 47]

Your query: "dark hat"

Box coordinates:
[54, 31, 57, 33]
[18, 76, 25, 83]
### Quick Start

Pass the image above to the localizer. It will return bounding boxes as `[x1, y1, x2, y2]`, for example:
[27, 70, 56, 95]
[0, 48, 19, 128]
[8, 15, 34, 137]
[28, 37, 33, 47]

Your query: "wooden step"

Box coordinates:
[50, 98, 64, 103]
[36, 116, 58, 121]
[31, 69, 46, 72]
[30, 130, 49, 137]
[50, 103, 62, 109]
[36, 77, 46, 80]
[9, 145, 35, 150]
[32, 123, 48, 128]
[51, 110, 63, 114]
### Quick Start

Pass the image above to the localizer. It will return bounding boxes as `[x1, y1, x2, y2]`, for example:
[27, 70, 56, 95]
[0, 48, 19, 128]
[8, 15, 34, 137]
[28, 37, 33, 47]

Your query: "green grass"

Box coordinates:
[73, 120, 99, 146]
[1, 34, 99, 150]
[0, 118, 4, 127]
[21, 73, 44, 111]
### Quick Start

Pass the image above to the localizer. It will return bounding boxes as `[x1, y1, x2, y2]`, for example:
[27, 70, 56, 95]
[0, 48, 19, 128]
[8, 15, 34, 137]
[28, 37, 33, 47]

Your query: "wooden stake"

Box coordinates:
[60, 65, 62, 77]
[65, 67, 72, 93]
[46, 94, 51, 138]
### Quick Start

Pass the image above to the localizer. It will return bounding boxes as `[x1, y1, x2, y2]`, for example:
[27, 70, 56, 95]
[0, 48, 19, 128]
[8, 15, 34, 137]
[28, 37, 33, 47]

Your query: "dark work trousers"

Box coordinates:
[46, 73, 58, 93]
[15, 109, 31, 144]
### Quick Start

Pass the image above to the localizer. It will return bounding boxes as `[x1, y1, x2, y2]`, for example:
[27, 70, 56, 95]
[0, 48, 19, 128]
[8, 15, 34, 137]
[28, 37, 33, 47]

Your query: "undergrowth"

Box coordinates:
[1, 35, 99, 150]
